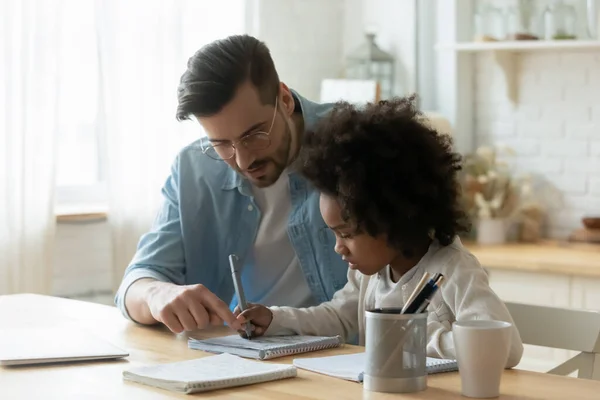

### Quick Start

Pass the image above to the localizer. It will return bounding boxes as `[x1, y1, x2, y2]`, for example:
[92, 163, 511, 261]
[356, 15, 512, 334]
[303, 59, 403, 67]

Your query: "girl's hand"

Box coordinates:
[233, 303, 273, 338]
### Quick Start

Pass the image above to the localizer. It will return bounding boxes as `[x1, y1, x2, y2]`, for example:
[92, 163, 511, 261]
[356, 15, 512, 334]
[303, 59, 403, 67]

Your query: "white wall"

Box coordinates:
[53, 220, 114, 305]
[248, 0, 345, 101]
[250, 0, 420, 102]
[474, 51, 600, 237]
[342, 0, 418, 97]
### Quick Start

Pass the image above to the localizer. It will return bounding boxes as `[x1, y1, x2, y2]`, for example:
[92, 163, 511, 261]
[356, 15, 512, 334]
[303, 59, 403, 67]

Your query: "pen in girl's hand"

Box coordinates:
[228, 254, 253, 339]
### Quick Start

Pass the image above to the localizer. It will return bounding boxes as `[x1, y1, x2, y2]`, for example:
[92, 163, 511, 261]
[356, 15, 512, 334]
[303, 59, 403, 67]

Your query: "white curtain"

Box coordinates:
[0, 0, 60, 294]
[95, 0, 246, 291]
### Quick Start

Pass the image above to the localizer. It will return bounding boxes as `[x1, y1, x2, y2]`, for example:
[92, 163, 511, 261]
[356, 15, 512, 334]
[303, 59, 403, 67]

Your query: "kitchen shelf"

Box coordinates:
[436, 40, 600, 52]
[436, 40, 600, 104]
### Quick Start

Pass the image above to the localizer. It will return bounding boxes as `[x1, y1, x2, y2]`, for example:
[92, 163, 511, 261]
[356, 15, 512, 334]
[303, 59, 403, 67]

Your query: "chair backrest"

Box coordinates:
[506, 302, 600, 353]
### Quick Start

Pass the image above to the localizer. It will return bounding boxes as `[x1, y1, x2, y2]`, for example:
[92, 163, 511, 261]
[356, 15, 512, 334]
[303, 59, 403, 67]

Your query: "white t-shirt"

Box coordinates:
[241, 170, 314, 308]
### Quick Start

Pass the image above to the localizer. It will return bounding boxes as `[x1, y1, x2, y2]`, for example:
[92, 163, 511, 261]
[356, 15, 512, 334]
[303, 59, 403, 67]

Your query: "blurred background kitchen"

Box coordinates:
[3, 0, 600, 376]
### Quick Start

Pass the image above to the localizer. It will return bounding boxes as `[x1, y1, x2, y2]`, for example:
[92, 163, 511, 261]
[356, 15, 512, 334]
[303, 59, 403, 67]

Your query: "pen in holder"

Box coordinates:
[375, 273, 444, 355]
[363, 309, 428, 393]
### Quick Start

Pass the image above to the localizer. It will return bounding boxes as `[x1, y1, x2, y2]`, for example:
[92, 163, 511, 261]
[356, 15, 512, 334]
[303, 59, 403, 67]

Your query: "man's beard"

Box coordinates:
[246, 122, 292, 188]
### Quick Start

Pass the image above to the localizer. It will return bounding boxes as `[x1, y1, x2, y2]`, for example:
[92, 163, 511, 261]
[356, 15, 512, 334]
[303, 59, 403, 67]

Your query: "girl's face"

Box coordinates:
[319, 194, 401, 276]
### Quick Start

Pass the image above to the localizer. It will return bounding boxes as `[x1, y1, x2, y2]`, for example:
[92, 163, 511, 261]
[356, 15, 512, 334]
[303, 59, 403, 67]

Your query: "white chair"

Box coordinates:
[506, 302, 600, 380]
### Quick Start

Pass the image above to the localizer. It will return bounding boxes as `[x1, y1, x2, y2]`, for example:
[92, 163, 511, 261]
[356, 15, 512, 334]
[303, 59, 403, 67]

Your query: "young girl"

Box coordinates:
[235, 96, 523, 367]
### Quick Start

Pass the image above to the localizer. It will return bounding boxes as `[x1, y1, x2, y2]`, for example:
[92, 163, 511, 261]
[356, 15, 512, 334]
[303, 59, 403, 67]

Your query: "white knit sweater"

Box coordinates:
[265, 237, 524, 368]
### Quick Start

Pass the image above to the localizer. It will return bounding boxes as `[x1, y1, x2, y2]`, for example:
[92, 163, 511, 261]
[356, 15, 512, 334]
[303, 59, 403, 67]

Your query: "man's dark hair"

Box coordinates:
[300, 95, 470, 251]
[176, 34, 279, 120]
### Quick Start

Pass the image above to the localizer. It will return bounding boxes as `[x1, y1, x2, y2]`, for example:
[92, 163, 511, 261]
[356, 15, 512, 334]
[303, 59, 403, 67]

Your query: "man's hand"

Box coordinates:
[145, 281, 242, 334]
[234, 303, 273, 338]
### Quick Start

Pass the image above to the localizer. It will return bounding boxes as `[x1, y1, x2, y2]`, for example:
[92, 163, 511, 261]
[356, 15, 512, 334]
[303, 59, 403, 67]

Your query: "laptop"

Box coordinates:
[0, 326, 129, 366]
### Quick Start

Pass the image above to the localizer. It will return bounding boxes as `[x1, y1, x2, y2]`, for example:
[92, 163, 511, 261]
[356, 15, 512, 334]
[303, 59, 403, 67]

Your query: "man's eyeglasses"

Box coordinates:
[201, 97, 278, 161]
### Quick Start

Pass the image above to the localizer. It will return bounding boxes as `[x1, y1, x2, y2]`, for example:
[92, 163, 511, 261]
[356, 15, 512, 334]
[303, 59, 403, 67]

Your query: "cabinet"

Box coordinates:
[571, 277, 600, 310]
[486, 269, 578, 373]
[470, 241, 600, 374]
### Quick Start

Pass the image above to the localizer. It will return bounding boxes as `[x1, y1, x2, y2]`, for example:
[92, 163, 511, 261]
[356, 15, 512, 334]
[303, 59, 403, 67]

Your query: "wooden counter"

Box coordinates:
[465, 240, 600, 278]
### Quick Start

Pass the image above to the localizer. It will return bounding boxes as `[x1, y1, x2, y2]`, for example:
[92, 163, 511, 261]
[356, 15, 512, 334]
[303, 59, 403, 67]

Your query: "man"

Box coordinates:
[114, 34, 349, 334]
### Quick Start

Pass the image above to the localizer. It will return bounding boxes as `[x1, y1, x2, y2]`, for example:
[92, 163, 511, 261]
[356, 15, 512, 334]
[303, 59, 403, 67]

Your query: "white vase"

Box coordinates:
[477, 218, 507, 245]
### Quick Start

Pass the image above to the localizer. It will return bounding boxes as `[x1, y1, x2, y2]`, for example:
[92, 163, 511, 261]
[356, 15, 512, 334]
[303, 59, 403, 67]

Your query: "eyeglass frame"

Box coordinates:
[200, 97, 279, 161]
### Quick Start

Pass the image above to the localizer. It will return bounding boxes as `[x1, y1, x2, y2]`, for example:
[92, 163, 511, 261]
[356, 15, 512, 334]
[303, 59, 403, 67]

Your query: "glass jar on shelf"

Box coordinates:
[473, 1, 506, 42]
[541, 0, 577, 40]
[506, 0, 539, 40]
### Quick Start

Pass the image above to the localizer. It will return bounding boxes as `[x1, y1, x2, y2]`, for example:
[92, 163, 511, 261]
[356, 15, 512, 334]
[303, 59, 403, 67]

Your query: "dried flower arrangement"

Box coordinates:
[460, 146, 559, 242]
[461, 146, 519, 220]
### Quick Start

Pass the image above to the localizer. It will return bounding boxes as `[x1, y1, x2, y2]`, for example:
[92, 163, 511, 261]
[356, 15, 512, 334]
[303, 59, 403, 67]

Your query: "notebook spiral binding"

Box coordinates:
[263, 336, 342, 359]
[426, 358, 458, 374]
[187, 369, 297, 392]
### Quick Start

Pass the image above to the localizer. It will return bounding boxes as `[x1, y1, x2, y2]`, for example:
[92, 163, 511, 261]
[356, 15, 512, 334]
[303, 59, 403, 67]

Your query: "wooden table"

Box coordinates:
[2, 294, 600, 399]
[466, 240, 600, 278]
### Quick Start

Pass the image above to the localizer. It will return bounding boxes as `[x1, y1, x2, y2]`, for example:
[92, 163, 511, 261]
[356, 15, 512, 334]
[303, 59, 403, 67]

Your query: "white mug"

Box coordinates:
[453, 320, 512, 398]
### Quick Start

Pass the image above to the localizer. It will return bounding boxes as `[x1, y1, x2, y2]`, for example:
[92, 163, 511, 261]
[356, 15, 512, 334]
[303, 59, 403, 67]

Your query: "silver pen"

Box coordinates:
[228, 254, 252, 339]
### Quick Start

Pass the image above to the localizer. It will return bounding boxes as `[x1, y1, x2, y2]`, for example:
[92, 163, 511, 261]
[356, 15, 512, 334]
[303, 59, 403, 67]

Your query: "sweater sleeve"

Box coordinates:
[264, 269, 361, 342]
[427, 253, 524, 368]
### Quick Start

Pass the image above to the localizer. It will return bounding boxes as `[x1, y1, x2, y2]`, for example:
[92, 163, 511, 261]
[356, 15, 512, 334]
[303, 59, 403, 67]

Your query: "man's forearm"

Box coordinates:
[124, 278, 164, 324]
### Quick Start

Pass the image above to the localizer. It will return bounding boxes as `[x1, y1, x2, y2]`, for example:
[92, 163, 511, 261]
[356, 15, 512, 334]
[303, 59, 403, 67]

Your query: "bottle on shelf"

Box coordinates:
[506, 0, 539, 40]
[473, 1, 506, 42]
[541, 0, 577, 40]
[587, 0, 600, 40]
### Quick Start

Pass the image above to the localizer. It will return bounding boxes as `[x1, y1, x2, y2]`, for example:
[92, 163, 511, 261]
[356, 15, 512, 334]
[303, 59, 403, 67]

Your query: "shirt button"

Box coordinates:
[247, 205, 254, 211]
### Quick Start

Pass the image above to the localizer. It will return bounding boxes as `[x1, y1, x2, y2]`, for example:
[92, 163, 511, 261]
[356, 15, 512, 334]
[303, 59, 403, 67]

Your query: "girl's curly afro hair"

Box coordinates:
[299, 95, 470, 251]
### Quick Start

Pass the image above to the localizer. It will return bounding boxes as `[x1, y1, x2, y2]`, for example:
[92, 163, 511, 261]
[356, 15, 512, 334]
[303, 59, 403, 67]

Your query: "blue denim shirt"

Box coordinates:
[115, 91, 349, 319]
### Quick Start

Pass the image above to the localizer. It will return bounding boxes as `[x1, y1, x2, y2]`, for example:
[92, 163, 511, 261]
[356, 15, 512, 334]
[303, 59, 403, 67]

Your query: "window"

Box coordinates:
[55, 0, 106, 213]
[54, 0, 246, 214]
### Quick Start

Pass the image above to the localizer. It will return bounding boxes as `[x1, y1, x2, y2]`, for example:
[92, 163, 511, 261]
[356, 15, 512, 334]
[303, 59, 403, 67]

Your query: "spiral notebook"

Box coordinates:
[188, 334, 343, 360]
[123, 353, 297, 394]
[293, 352, 457, 382]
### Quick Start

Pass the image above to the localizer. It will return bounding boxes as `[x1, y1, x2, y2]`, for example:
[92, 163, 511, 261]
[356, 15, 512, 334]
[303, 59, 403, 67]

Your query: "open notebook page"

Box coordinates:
[293, 352, 457, 382]
[294, 352, 365, 381]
